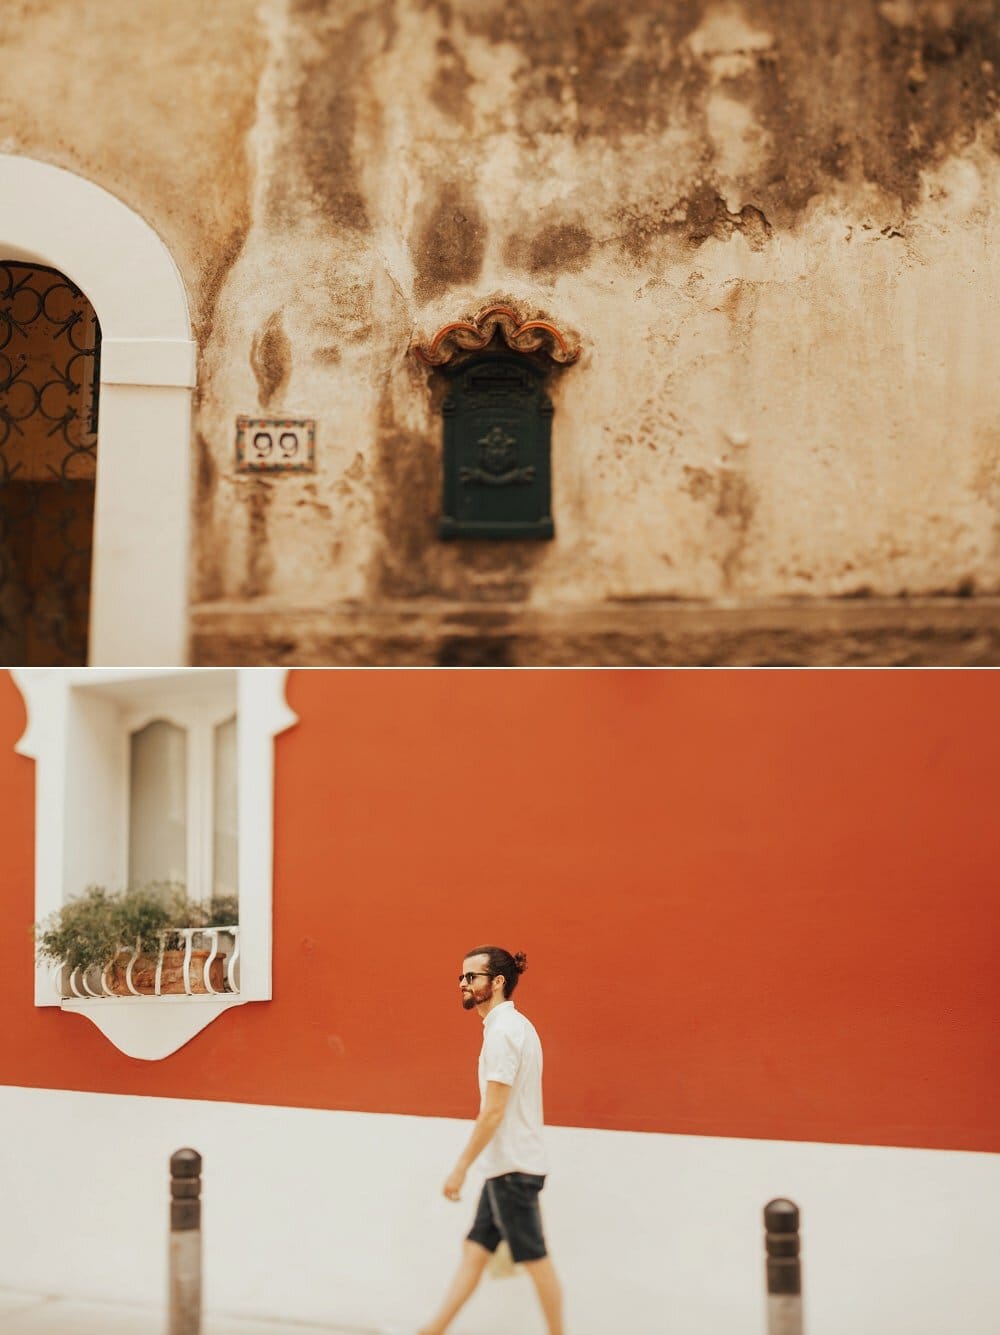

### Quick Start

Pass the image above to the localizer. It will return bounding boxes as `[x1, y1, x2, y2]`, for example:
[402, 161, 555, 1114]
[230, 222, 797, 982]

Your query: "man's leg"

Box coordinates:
[522, 1255, 564, 1335]
[418, 1239, 492, 1335]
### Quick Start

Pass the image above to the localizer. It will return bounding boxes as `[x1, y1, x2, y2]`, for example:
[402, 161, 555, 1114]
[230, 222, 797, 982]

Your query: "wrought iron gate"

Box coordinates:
[0, 262, 100, 665]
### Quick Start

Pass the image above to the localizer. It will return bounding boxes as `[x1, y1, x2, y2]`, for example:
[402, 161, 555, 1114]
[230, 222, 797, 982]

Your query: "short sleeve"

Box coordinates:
[482, 1025, 520, 1087]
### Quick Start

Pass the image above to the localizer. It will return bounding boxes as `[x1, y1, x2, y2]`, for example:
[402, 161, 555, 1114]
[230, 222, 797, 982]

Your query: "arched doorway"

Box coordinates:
[0, 154, 196, 665]
[1, 262, 101, 664]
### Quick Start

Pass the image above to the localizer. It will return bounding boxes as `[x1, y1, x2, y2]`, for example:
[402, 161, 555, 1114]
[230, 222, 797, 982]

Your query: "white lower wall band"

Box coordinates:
[0, 1086, 997, 1335]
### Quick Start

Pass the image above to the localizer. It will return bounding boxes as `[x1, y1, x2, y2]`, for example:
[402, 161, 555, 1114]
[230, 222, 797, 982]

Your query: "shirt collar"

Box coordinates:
[483, 999, 514, 1027]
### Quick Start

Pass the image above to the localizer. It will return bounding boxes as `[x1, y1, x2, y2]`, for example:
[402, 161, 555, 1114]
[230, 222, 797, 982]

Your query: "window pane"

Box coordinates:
[213, 715, 238, 900]
[129, 720, 187, 887]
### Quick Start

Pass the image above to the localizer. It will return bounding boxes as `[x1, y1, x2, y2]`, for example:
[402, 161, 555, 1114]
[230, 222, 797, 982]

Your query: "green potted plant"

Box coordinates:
[35, 885, 239, 998]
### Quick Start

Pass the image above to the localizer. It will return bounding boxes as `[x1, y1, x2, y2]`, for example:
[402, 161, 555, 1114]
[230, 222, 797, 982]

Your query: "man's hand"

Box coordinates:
[442, 1082, 510, 1203]
[443, 1166, 466, 1201]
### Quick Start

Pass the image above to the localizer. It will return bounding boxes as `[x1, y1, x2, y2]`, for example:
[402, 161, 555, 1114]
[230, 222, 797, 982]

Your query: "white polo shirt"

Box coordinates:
[476, 1000, 547, 1179]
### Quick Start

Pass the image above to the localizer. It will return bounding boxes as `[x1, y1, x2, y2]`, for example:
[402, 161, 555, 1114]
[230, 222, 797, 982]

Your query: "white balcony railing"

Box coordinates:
[53, 927, 240, 1000]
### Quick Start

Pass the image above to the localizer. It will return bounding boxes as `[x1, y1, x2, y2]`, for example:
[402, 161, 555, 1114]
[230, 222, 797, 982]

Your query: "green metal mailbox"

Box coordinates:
[441, 355, 554, 540]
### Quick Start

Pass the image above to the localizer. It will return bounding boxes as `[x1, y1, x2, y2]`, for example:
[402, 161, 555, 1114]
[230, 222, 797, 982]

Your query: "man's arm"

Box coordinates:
[443, 1080, 511, 1200]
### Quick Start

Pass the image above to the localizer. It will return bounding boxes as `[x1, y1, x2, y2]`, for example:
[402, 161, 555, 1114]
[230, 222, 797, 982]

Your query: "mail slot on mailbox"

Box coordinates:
[441, 356, 552, 539]
[415, 303, 580, 541]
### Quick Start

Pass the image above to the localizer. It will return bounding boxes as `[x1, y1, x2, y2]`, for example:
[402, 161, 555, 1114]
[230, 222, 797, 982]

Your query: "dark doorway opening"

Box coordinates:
[0, 262, 100, 665]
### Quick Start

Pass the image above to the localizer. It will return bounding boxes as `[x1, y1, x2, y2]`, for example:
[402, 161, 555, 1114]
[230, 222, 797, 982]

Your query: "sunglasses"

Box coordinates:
[458, 971, 492, 985]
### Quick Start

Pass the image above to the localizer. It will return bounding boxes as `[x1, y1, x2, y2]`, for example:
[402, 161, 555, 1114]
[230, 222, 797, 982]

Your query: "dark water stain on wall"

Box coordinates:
[504, 222, 595, 276]
[437, 633, 515, 665]
[291, 1, 398, 229]
[682, 463, 757, 588]
[196, 428, 217, 503]
[460, 0, 1000, 241]
[684, 190, 772, 249]
[715, 467, 756, 588]
[461, 0, 710, 139]
[313, 344, 342, 365]
[430, 36, 475, 128]
[240, 480, 275, 599]
[745, 1, 1000, 220]
[613, 189, 772, 267]
[194, 431, 224, 602]
[195, 220, 252, 350]
[412, 183, 488, 304]
[250, 312, 292, 408]
[370, 376, 442, 598]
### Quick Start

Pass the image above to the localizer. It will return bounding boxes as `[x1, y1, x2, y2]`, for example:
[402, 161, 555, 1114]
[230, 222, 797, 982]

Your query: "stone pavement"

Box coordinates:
[0, 1289, 383, 1334]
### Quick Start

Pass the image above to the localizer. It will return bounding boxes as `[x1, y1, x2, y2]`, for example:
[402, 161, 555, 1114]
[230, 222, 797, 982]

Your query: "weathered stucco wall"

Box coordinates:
[4, 0, 1000, 661]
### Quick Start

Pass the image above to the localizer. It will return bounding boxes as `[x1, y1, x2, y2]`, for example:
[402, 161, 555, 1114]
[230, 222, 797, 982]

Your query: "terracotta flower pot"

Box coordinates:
[107, 948, 227, 996]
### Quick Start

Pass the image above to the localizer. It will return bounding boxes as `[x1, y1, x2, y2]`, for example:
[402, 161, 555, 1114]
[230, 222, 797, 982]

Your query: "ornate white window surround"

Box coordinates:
[13, 668, 297, 1060]
[0, 154, 196, 665]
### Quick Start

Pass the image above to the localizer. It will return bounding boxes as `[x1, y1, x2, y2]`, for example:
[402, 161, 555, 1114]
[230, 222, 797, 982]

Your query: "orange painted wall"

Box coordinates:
[0, 669, 997, 1152]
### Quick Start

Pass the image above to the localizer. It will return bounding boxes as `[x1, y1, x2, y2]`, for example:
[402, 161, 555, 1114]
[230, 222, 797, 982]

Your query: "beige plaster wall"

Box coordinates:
[4, 0, 1000, 659]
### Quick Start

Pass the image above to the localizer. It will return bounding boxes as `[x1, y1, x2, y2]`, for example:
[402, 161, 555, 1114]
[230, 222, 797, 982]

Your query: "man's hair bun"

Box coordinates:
[465, 945, 527, 998]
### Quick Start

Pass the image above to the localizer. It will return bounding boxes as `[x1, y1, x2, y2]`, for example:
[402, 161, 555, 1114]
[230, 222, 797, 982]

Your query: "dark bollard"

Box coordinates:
[169, 1149, 202, 1335]
[764, 1198, 803, 1335]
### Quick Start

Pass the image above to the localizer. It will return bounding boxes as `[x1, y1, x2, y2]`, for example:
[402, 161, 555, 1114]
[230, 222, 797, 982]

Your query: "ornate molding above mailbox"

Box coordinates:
[414, 304, 580, 540]
[415, 303, 580, 368]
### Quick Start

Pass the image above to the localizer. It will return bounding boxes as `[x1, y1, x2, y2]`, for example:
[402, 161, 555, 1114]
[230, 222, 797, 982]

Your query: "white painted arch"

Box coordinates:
[0, 154, 197, 665]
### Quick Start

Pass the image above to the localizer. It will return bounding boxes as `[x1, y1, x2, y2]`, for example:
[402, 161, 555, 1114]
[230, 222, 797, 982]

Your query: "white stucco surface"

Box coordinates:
[1, 1086, 997, 1335]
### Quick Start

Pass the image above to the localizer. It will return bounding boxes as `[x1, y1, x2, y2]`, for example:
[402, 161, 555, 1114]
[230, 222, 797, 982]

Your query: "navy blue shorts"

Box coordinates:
[467, 1172, 548, 1263]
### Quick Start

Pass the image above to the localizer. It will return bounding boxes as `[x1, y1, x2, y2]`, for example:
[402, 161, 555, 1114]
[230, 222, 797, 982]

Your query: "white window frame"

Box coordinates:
[13, 668, 297, 1060]
[0, 154, 196, 666]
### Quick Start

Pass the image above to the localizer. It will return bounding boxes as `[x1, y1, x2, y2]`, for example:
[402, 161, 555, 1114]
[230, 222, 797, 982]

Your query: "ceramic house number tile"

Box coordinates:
[236, 417, 316, 473]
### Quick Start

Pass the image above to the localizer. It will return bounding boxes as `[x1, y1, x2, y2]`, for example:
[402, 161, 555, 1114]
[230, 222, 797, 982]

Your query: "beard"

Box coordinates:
[461, 982, 491, 1010]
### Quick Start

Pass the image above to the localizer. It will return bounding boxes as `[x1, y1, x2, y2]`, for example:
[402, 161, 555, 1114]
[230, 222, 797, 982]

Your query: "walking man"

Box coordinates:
[419, 945, 564, 1335]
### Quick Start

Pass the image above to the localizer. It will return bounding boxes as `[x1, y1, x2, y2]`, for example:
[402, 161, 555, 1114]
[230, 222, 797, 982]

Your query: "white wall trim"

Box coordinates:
[99, 338, 198, 388]
[12, 668, 297, 1059]
[0, 155, 196, 665]
[0, 1089, 997, 1335]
